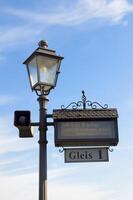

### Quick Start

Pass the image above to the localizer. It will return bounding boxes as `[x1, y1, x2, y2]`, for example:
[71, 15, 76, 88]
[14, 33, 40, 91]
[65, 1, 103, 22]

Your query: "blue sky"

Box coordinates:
[0, 0, 133, 199]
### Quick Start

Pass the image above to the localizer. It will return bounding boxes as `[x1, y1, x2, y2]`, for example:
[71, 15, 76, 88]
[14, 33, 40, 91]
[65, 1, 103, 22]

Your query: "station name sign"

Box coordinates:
[53, 109, 119, 147]
[65, 148, 109, 163]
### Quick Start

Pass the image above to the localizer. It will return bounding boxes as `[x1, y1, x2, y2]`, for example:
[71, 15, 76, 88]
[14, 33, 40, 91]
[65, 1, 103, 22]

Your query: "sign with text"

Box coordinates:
[53, 109, 119, 147]
[65, 148, 109, 163]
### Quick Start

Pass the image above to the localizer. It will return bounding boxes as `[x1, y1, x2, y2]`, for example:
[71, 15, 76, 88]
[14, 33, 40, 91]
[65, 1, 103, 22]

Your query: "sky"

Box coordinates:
[0, 0, 133, 199]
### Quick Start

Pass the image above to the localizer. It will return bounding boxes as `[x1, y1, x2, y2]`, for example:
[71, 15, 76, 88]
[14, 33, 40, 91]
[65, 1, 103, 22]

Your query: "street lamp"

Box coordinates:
[23, 40, 64, 200]
[23, 40, 63, 96]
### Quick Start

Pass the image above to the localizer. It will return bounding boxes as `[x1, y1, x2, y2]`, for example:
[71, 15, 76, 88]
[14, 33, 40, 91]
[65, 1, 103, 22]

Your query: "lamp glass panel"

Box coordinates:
[28, 57, 38, 87]
[37, 55, 59, 86]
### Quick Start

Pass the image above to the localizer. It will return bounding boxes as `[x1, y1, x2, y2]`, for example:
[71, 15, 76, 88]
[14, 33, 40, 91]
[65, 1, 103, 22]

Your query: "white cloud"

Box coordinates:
[0, 115, 38, 176]
[3, 0, 133, 26]
[0, 116, 38, 154]
[0, 134, 37, 154]
[0, 115, 14, 135]
[49, 182, 114, 200]
[0, 172, 114, 200]
[0, 26, 40, 51]
[48, 166, 79, 180]
[0, 173, 38, 200]
[0, 170, 132, 200]
[0, 1, 132, 52]
[0, 95, 15, 105]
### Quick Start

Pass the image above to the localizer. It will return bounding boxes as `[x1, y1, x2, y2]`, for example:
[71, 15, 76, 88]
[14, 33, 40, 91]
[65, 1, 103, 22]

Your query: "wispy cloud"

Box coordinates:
[0, 170, 132, 200]
[0, 26, 40, 51]
[0, 133, 37, 154]
[3, 0, 133, 26]
[49, 182, 115, 200]
[0, 1, 132, 52]
[0, 133, 38, 176]
[0, 173, 38, 200]
[0, 95, 15, 105]
[48, 166, 79, 180]
[0, 115, 37, 154]
[0, 172, 115, 200]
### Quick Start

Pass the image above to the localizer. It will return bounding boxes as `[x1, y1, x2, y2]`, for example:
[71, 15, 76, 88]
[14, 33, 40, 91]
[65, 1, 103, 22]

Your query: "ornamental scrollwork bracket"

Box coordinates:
[61, 90, 108, 110]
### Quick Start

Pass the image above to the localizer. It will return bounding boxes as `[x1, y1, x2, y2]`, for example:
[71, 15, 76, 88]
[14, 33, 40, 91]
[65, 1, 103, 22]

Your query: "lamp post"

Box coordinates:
[14, 40, 119, 200]
[23, 40, 64, 200]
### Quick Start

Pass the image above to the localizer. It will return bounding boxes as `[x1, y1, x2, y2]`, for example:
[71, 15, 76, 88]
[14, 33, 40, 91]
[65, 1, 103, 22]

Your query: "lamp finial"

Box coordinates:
[38, 40, 48, 48]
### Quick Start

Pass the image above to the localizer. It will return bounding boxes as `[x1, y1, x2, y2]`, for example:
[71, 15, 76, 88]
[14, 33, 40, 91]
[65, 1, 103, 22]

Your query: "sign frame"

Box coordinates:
[64, 147, 109, 163]
[53, 109, 119, 147]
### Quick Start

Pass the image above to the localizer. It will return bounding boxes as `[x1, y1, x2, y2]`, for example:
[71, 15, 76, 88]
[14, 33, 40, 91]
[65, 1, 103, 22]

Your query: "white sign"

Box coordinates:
[65, 148, 109, 163]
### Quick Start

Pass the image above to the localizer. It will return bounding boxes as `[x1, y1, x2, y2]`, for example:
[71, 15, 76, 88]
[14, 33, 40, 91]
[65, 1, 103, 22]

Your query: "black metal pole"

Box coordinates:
[38, 95, 49, 200]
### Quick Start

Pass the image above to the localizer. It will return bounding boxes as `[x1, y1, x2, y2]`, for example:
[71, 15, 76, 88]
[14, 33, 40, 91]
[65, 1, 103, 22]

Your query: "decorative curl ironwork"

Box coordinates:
[61, 90, 108, 110]
[108, 147, 114, 152]
[59, 147, 64, 153]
